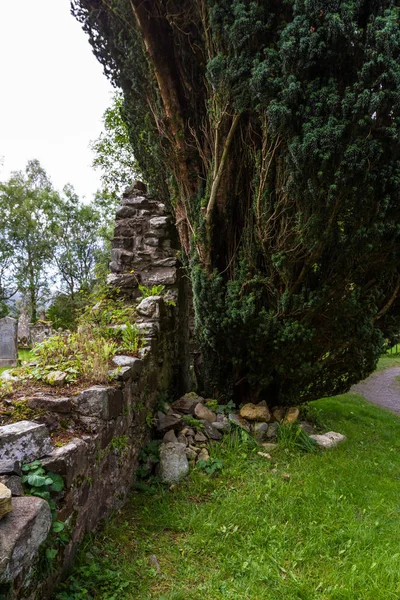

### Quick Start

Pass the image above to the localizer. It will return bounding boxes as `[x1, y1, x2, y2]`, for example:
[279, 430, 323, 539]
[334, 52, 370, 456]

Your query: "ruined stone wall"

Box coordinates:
[0, 183, 191, 599]
[108, 181, 191, 391]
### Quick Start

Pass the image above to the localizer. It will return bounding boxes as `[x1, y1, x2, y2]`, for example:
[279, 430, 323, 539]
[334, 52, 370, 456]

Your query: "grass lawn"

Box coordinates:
[55, 393, 400, 600]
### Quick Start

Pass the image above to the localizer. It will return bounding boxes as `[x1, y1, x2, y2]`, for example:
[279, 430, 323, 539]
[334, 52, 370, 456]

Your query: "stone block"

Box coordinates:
[0, 496, 52, 582]
[72, 387, 123, 420]
[41, 438, 88, 488]
[136, 296, 162, 318]
[141, 268, 177, 286]
[0, 421, 53, 463]
[0, 460, 21, 476]
[27, 395, 72, 413]
[0, 475, 24, 496]
[112, 356, 143, 380]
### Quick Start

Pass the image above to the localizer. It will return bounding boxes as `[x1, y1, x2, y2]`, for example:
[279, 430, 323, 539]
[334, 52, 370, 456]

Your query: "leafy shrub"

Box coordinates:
[22, 460, 67, 560]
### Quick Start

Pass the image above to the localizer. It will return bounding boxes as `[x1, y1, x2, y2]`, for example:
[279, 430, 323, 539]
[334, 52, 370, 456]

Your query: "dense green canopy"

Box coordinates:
[72, 0, 400, 404]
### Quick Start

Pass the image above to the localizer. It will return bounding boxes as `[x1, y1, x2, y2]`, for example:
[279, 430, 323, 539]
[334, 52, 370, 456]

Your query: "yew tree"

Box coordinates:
[72, 0, 400, 404]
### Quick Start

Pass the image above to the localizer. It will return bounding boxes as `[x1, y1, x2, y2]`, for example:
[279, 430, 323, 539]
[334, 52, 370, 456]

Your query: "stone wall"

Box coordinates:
[0, 182, 191, 599]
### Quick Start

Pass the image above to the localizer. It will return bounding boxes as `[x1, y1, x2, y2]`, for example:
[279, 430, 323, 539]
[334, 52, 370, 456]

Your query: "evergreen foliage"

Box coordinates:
[72, 0, 400, 403]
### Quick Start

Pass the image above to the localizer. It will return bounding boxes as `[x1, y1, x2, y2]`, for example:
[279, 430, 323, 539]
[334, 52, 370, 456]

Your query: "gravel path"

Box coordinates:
[351, 367, 400, 416]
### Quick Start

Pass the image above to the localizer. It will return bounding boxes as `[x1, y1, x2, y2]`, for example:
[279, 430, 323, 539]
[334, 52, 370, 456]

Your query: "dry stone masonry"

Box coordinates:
[0, 182, 189, 600]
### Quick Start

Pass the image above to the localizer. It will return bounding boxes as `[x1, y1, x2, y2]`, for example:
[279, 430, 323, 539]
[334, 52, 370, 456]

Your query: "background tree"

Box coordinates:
[54, 184, 102, 299]
[91, 92, 139, 198]
[71, 2, 400, 404]
[0, 160, 58, 322]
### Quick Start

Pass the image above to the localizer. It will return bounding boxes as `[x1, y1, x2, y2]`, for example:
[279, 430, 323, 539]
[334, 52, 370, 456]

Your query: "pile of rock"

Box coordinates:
[155, 394, 307, 484]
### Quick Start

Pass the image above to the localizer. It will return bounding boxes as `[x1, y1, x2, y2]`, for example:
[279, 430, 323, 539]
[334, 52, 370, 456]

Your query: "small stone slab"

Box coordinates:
[158, 442, 189, 484]
[0, 496, 52, 582]
[309, 431, 346, 449]
[171, 393, 204, 415]
[0, 482, 12, 519]
[0, 421, 53, 463]
[27, 396, 72, 413]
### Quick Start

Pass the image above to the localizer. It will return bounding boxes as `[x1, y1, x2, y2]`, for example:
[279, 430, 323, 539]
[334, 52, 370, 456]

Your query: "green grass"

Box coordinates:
[376, 353, 400, 371]
[56, 393, 400, 600]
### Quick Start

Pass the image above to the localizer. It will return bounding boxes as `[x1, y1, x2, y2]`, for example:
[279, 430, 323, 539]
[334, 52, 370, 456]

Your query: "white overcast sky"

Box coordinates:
[0, 0, 114, 200]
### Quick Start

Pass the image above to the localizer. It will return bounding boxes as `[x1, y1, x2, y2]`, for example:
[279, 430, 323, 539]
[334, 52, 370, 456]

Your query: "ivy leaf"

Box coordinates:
[27, 474, 47, 487]
[52, 521, 65, 533]
[47, 473, 65, 492]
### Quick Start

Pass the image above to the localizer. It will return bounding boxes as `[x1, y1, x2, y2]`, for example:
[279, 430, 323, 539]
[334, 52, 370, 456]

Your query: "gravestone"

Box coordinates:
[0, 317, 18, 367]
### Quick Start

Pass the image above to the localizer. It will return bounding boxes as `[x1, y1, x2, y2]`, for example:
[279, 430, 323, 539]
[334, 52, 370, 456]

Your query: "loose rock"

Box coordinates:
[171, 393, 204, 415]
[156, 412, 182, 434]
[163, 430, 178, 444]
[272, 407, 286, 423]
[239, 403, 271, 422]
[45, 370, 67, 386]
[284, 407, 300, 424]
[194, 403, 216, 422]
[199, 420, 223, 440]
[185, 447, 197, 460]
[197, 448, 210, 461]
[212, 418, 230, 432]
[0, 482, 12, 519]
[228, 413, 250, 433]
[194, 431, 207, 443]
[254, 422, 269, 442]
[309, 431, 346, 449]
[265, 422, 279, 439]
